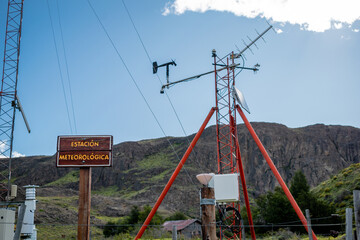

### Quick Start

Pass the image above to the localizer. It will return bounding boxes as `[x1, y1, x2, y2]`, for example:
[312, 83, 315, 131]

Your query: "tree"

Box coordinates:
[165, 211, 188, 221]
[103, 205, 164, 238]
[128, 206, 140, 224]
[255, 170, 336, 234]
[138, 205, 163, 225]
[290, 171, 310, 199]
[256, 186, 296, 225]
[103, 221, 118, 238]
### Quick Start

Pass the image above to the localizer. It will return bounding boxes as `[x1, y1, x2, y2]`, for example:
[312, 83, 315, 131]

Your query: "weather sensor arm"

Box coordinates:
[14, 95, 31, 133]
[160, 63, 239, 93]
[213, 63, 259, 72]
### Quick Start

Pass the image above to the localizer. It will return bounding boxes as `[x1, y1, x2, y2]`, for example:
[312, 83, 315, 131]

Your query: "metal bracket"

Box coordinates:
[200, 198, 216, 205]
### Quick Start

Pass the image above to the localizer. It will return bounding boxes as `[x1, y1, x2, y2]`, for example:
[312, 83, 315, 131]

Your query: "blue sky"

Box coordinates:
[0, 0, 359, 157]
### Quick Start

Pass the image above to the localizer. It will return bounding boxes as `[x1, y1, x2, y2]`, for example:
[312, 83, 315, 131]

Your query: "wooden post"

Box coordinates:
[201, 187, 217, 240]
[306, 209, 313, 240]
[78, 167, 91, 240]
[354, 190, 360, 240]
[346, 208, 353, 240]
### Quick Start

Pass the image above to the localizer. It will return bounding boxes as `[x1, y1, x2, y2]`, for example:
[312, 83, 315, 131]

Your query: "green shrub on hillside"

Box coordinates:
[312, 162, 360, 212]
[252, 171, 336, 234]
[103, 205, 163, 238]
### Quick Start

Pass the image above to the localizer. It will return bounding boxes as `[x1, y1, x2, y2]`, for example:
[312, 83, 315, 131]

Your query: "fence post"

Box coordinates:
[354, 190, 360, 240]
[306, 209, 313, 240]
[346, 208, 353, 240]
[241, 220, 246, 240]
[172, 225, 177, 240]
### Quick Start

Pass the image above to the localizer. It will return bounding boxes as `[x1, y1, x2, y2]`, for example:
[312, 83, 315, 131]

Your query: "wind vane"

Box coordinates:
[152, 60, 177, 93]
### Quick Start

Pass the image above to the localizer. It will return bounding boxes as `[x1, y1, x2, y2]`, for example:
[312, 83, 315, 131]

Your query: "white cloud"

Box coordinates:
[0, 141, 25, 158]
[354, 29, 360, 32]
[163, 0, 360, 32]
[12, 151, 25, 158]
[275, 28, 283, 34]
[333, 22, 343, 29]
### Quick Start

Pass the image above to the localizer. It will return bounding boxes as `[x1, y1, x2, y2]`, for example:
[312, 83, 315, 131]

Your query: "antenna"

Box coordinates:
[232, 86, 250, 114]
[233, 25, 273, 59]
[159, 25, 273, 94]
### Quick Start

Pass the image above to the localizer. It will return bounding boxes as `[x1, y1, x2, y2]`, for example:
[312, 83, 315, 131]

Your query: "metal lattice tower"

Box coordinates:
[214, 51, 238, 174]
[213, 50, 243, 239]
[136, 26, 275, 240]
[0, 0, 25, 201]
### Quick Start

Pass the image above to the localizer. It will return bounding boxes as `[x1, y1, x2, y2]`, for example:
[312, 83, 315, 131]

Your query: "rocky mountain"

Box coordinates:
[5, 123, 360, 222]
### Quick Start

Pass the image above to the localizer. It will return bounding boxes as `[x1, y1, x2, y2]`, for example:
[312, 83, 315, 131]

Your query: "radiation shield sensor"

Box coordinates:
[196, 173, 215, 186]
[232, 86, 250, 114]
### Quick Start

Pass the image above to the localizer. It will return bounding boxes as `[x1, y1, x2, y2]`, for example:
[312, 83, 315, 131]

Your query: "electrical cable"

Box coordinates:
[122, 0, 209, 188]
[56, 0, 77, 134]
[46, 0, 73, 134]
[121, 0, 213, 181]
[85, 1, 201, 216]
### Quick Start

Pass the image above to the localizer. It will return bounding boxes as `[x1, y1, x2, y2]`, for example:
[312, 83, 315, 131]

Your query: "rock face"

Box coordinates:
[5, 123, 360, 217]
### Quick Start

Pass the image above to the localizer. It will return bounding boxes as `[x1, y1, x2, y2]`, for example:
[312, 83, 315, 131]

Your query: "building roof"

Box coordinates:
[163, 219, 201, 231]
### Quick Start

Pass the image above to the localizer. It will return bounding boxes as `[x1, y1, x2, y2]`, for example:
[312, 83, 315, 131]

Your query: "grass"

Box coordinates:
[118, 187, 150, 199]
[45, 170, 79, 186]
[37, 195, 78, 212]
[311, 162, 360, 213]
[137, 153, 174, 170]
[93, 185, 119, 197]
[95, 215, 124, 223]
[36, 224, 103, 240]
[149, 169, 172, 181]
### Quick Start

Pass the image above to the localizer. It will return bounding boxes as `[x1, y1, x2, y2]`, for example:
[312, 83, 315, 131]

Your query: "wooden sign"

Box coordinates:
[56, 135, 113, 167]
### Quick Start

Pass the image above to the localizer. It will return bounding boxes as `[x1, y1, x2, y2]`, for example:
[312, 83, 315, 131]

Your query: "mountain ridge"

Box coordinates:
[4, 122, 360, 220]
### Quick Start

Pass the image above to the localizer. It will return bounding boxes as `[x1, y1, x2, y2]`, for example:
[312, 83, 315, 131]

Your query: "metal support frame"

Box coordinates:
[0, 0, 25, 201]
[137, 27, 317, 239]
[135, 107, 216, 240]
[236, 105, 318, 240]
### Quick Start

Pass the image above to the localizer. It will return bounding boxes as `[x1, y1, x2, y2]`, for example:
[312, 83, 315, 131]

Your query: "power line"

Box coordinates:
[56, 0, 77, 134]
[46, 0, 73, 134]
[120, 0, 216, 198]
[84, 0, 200, 198]
[120, 0, 213, 175]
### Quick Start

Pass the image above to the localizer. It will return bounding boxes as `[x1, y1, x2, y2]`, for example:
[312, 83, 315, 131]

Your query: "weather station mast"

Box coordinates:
[136, 24, 318, 240]
[0, 0, 30, 202]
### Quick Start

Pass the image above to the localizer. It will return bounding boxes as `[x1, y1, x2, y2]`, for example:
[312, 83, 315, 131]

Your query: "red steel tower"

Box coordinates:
[136, 25, 318, 240]
[213, 49, 255, 239]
